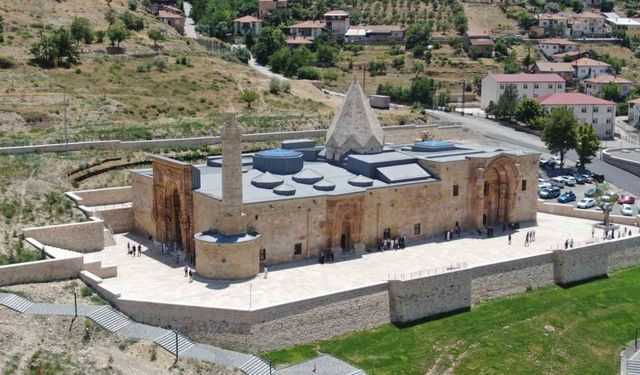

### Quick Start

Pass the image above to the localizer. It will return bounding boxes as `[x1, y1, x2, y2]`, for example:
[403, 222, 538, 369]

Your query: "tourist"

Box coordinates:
[569, 238, 574, 248]
[127, 242, 130, 255]
[524, 236, 529, 247]
[264, 266, 268, 279]
[188, 268, 193, 283]
[184, 264, 188, 277]
[508, 233, 511, 245]
[564, 239, 569, 249]
[138, 244, 142, 257]
[319, 251, 325, 265]
[532, 230, 536, 242]
[591, 228, 595, 238]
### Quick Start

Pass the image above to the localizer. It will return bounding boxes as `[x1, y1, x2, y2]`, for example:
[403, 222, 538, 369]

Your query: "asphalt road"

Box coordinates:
[428, 110, 640, 197]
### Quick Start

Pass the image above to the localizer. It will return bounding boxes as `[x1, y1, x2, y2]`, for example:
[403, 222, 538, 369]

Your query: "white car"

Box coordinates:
[562, 176, 576, 186]
[549, 156, 561, 166]
[577, 198, 596, 209]
[621, 204, 634, 216]
[551, 177, 566, 188]
[538, 182, 552, 190]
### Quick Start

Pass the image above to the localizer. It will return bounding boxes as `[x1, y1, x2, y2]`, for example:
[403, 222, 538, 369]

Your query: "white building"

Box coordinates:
[538, 93, 615, 139]
[233, 15, 262, 36]
[583, 75, 632, 97]
[480, 73, 566, 109]
[324, 10, 350, 36]
[570, 12, 611, 37]
[572, 58, 612, 80]
[288, 20, 326, 39]
[628, 98, 640, 126]
[537, 38, 579, 58]
[604, 12, 640, 37]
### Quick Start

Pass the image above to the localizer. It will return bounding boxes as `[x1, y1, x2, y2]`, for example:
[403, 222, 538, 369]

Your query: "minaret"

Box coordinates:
[218, 110, 247, 236]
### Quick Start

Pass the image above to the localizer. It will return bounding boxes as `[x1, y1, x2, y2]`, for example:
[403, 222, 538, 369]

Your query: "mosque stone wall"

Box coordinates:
[132, 173, 156, 239]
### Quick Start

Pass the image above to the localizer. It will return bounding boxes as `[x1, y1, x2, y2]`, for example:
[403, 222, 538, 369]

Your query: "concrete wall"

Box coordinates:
[537, 200, 640, 226]
[67, 186, 133, 206]
[22, 218, 105, 252]
[603, 148, 640, 177]
[0, 257, 82, 286]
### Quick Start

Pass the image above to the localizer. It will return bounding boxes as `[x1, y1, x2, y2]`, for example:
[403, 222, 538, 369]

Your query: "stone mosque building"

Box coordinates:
[130, 81, 539, 279]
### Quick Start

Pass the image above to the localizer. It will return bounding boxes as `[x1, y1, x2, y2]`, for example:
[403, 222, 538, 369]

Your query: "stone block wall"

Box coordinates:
[98, 207, 134, 233]
[388, 270, 472, 324]
[0, 257, 82, 286]
[605, 235, 640, 271]
[537, 200, 640, 226]
[553, 246, 610, 285]
[22, 219, 105, 252]
[67, 186, 133, 207]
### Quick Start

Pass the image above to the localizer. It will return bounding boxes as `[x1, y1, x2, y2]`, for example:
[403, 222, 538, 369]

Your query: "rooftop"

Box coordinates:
[538, 92, 615, 106]
[286, 36, 314, 44]
[158, 10, 184, 19]
[489, 73, 565, 83]
[349, 24, 404, 33]
[289, 20, 326, 29]
[539, 38, 578, 45]
[534, 62, 575, 72]
[234, 15, 262, 23]
[470, 39, 494, 46]
[538, 13, 570, 20]
[571, 57, 611, 67]
[324, 10, 349, 16]
[573, 11, 605, 19]
[583, 74, 632, 84]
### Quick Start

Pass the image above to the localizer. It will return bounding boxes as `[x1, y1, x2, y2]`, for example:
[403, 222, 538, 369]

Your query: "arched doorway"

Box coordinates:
[475, 157, 519, 228]
[170, 189, 182, 249]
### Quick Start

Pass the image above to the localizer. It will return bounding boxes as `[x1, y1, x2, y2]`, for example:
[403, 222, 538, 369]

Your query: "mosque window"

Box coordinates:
[521, 180, 527, 191]
[453, 184, 459, 197]
[294, 243, 302, 255]
[260, 249, 266, 261]
[414, 223, 421, 235]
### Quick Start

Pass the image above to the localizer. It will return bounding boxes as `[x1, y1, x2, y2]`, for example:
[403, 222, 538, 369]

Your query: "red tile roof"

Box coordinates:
[289, 20, 326, 29]
[234, 15, 262, 23]
[538, 92, 614, 106]
[573, 11, 605, 19]
[490, 73, 565, 83]
[470, 39, 494, 46]
[628, 98, 640, 104]
[583, 75, 631, 84]
[571, 57, 611, 67]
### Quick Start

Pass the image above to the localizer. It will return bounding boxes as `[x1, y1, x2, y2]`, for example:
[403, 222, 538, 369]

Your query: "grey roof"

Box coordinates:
[251, 172, 284, 188]
[314, 179, 336, 191]
[273, 184, 296, 196]
[348, 174, 374, 187]
[292, 168, 324, 184]
[377, 164, 432, 183]
[325, 80, 384, 159]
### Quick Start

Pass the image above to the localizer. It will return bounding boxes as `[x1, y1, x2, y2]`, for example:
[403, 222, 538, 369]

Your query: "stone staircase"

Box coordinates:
[155, 331, 194, 355]
[87, 306, 133, 332]
[240, 357, 273, 375]
[628, 360, 640, 375]
[1, 294, 34, 313]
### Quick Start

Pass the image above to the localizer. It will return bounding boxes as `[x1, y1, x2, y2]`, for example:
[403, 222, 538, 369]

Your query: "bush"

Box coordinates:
[128, 0, 138, 11]
[323, 70, 338, 81]
[233, 47, 251, 64]
[136, 63, 151, 72]
[95, 30, 105, 43]
[120, 11, 144, 31]
[269, 77, 290, 94]
[81, 285, 92, 297]
[0, 55, 16, 69]
[297, 66, 321, 80]
[152, 55, 168, 71]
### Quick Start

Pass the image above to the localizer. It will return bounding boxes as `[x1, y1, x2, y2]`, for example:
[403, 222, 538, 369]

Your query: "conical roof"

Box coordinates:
[325, 80, 384, 161]
[292, 168, 324, 184]
[273, 184, 296, 196]
[348, 174, 374, 187]
[251, 172, 284, 189]
[313, 179, 336, 191]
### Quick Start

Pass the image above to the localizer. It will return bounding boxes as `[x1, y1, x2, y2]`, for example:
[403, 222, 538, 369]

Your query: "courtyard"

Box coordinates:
[83, 213, 625, 311]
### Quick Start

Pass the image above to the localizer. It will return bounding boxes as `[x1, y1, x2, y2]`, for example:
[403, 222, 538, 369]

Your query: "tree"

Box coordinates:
[493, 84, 518, 121]
[239, 90, 259, 108]
[602, 82, 622, 102]
[405, 21, 432, 50]
[70, 17, 93, 45]
[575, 123, 600, 168]
[494, 39, 509, 58]
[563, 54, 573, 63]
[571, 0, 584, 12]
[147, 28, 166, 47]
[297, 66, 321, 80]
[600, 0, 614, 12]
[316, 44, 337, 67]
[523, 51, 535, 70]
[251, 26, 286, 66]
[515, 97, 544, 124]
[541, 106, 579, 167]
[412, 62, 424, 78]
[0, 15, 4, 34]
[30, 27, 80, 67]
[516, 11, 535, 29]
[107, 20, 128, 47]
[243, 32, 255, 50]
[104, 7, 118, 27]
[128, 0, 137, 10]
[120, 11, 144, 31]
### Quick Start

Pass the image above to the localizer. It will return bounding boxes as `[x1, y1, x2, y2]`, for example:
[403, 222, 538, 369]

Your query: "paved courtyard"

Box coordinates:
[86, 213, 624, 310]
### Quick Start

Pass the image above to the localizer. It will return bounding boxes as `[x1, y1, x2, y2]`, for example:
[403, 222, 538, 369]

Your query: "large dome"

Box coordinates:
[253, 148, 304, 175]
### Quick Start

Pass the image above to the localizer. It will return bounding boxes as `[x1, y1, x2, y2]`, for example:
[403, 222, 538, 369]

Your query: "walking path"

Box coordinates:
[0, 291, 365, 375]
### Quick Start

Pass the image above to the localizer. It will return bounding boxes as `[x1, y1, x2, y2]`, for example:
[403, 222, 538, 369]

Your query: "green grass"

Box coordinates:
[266, 266, 640, 374]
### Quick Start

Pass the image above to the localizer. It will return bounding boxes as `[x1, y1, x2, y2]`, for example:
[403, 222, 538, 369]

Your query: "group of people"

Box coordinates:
[378, 235, 407, 251]
[126, 242, 142, 256]
[564, 238, 574, 249]
[445, 223, 462, 241]
[318, 248, 335, 264]
[524, 230, 536, 247]
[183, 264, 194, 282]
[603, 226, 636, 240]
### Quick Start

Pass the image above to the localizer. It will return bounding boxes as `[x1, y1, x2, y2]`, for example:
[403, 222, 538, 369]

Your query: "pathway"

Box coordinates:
[182, 2, 198, 39]
[0, 291, 364, 375]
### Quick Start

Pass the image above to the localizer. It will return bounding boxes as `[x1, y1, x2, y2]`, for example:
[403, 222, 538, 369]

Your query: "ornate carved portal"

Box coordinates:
[473, 157, 519, 228]
[326, 197, 364, 251]
[152, 157, 195, 262]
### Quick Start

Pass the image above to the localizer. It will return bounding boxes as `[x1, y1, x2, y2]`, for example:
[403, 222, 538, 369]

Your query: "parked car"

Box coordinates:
[538, 182, 552, 190]
[539, 187, 561, 199]
[573, 174, 586, 184]
[618, 194, 636, 205]
[539, 158, 549, 167]
[621, 204, 634, 216]
[558, 191, 576, 203]
[600, 194, 615, 203]
[585, 187, 602, 197]
[562, 176, 576, 186]
[592, 173, 605, 183]
[582, 174, 594, 183]
[577, 198, 596, 209]
[549, 156, 561, 166]
[551, 177, 566, 188]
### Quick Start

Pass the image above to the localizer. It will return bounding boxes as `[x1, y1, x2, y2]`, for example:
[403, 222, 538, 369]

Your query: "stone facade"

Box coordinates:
[0, 257, 83, 286]
[66, 186, 132, 207]
[22, 219, 105, 253]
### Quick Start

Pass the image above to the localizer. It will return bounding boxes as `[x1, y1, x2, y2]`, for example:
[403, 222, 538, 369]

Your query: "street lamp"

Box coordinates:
[73, 286, 79, 318]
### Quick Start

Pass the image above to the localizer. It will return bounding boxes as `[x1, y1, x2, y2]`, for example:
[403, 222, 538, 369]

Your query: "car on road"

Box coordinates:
[621, 204, 634, 216]
[551, 177, 566, 188]
[557, 191, 576, 203]
[539, 187, 561, 199]
[618, 194, 636, 205]
[592, 173, 605, 183]
[577, 198, 596, 209]
[585, 187, 602, 197]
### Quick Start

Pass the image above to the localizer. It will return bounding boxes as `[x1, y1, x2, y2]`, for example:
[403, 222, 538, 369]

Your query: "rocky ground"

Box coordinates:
[0, 280, 240, 374]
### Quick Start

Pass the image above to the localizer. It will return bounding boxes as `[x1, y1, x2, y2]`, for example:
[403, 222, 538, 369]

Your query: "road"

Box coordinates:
[428, 110, 640, 197]
[182, 2, 198, 39]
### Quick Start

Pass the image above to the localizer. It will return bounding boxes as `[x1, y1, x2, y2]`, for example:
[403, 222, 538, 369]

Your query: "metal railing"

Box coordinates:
[387, 262, 468, 281]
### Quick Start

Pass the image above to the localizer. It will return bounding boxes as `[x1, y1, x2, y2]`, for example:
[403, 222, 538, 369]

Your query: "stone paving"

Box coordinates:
[87, 213, 613, 310]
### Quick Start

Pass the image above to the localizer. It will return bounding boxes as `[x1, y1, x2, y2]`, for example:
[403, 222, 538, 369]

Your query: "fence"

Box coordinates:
[387, 262, 468, 280]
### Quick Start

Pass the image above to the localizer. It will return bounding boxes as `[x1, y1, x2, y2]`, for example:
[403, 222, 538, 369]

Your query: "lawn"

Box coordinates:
[266, 266, 640, 374]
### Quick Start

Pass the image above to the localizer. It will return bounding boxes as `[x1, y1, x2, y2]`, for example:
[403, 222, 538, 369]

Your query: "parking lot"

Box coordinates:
[538, 161, 639, 217]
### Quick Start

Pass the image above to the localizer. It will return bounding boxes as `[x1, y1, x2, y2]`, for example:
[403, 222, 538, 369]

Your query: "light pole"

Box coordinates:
[174, 330, 179, 361]
[73, 286, 79, 318]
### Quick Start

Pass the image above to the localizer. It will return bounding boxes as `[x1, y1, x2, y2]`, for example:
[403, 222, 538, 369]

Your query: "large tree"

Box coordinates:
[493, 84, 519, 122]
[30, 27, 80, 67]
[251, 26, 286, 66]
[515, 97, 544, 125]
[575, 123, 600, 168]
[541, 107, 579, 167]
[70, 17, 93, 45]
[107, 20, 129, 47]
[405, 21, 433, 50]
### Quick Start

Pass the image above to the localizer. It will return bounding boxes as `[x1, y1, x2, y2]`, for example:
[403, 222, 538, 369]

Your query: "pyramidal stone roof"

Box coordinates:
[325, 80, 384, 161]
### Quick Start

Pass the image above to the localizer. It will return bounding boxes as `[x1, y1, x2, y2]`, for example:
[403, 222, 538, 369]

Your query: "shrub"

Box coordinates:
[120, 11, 144, 31]
[95, 30, 105, 43]
[0, 56, 16, 69]
[81, 285, 92, 297]
[297, 66, 321, 80]
[269, 77, 290, 94]
[128, 0, 138, 11]
[152, 55, 167, 71]
[136, 63, 151, 72]
[323, 70, 338, 81]
[233, 47, 251, 64]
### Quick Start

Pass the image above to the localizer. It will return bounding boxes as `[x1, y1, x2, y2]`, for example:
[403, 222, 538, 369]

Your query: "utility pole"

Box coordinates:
[461, 80, 465, 116]
[63, 86, 69, 154]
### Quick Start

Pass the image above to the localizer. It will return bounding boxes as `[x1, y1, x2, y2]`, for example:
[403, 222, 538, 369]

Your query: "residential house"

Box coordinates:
[627, 98, 640, 126]
[158, 9, 185, 34]
[258, 0, 288, 18]
[234, 15, 262, 36]
[570, 12, 611, 37]
[604, 12, 640, 37]
[538, 93, 615, 138]
[344, 25, 404, 44]
[572, 57, 612, 79]
[552, 50, 588, 62]
[463, 31, 493, 57]
[538, 38, 579, 58]
[324, 10, 350, 36]
[533, 13, 570, 37]
[288, 20, 326, 39]
[146, 0, 178, 15]
[286, 36, 314, 48]
[480, 73, 566, 109]
[583, 75, 632, 97]
[533, 62, 575, 81]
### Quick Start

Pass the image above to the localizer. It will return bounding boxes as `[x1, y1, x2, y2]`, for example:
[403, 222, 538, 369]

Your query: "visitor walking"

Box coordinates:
[188, 268, 193, 283]
[532, 230, 536, 242]
[564, 239, 569, 249]
[184, 264, 188, 277]
[591, 228, 595, 238]
[137, 244, 142, 257]
[263, 266, 268, 279]
[127, 242, 130, 255]
[569, 238, 574, 248]
[508, 233, 511, 245]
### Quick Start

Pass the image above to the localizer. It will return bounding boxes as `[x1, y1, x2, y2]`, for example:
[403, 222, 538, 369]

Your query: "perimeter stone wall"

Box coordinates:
[67, 186, 133, 206]
[22, 219, 105, 252]
[98, 207, 134, 233]
[0, 257, 82, 286]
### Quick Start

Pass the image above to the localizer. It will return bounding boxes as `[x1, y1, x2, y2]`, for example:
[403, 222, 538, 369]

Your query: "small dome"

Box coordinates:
[251, 172, 284, 189]
[273, 184, 296, 196]
[313, 179, 336, 191]
[348, 175, 373, 187]
[292, 168, 324, 184]
[255, 148, 302, 158]
[253, 148, 304, 175]
[412, 140, 456, 152]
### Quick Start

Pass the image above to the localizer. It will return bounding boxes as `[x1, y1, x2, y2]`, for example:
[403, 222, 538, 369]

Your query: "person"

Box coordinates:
[564, 239, 569, 249]
[524, 236, 529, 247]
[532, 230, 536, 242]
[508, 233, 511, 245]
[188, 268, 193, 283]
[184, 264, 188, 277]
[319, 251, 325, 264]
[138, 244, 142, 257]
[591, 227, 595, 238]
[569, 238, 574, 248]
[264, 266, 268, 279]
[127, 242, 130, 255]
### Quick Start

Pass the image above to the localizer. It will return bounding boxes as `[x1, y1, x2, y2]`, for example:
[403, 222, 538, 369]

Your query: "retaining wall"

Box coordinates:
[66, 186, 132, 206]
[603, 148, 640, 177]
[97, 207, 134, 233]
[537, 200, 640, 226]
[22, 218, 105, 253]
[0, 256, 82, 286]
